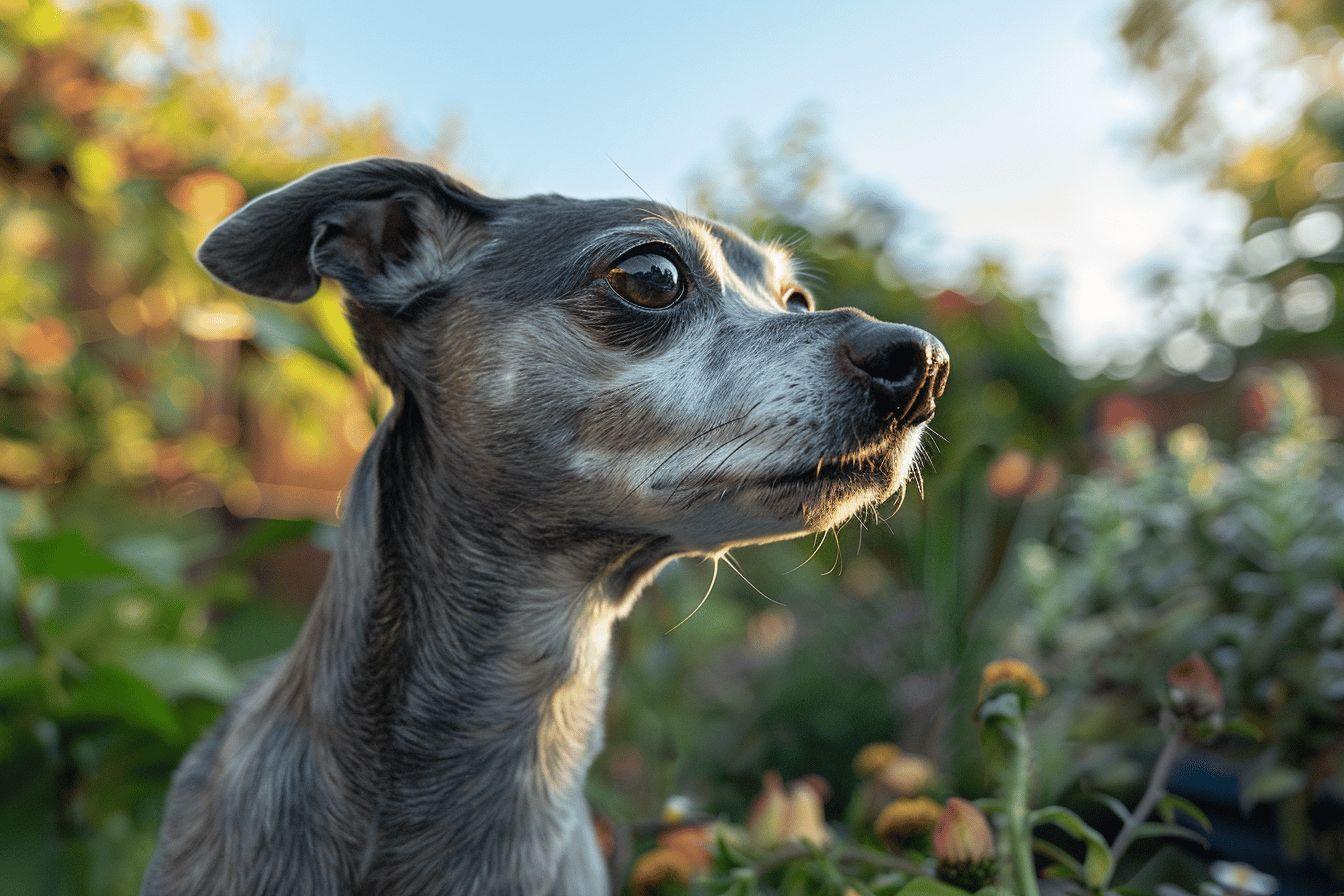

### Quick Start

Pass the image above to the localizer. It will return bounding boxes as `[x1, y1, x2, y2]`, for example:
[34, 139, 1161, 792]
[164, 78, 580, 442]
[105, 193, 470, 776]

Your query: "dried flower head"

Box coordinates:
[853, 742, 903, 778]
[1167, 653, 1224, 724]
[629, 846, 695, 896]
[876, 754, 936, 796]
[932, 798, 998, 891]
[875, 797, 943, 849]
[979, 658, 1048, 709]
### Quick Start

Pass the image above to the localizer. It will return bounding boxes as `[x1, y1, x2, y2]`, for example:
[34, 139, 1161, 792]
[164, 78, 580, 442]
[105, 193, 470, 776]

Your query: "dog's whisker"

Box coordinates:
[722, 552, 784, 606]
[608, 155, 657, 205]
[662, 420, 778, 506]
[823, 526, 844, 576]
[665, 555, 721, 634]
[784, 532, 830, 574]
[612, 402, 763, 512]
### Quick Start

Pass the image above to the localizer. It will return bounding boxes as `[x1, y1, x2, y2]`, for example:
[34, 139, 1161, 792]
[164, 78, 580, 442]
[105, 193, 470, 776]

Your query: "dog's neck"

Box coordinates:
[269, 395, 665, 884]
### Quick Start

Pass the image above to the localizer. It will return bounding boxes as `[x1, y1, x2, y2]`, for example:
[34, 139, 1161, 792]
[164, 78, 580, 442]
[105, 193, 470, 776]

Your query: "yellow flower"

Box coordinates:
[853, 742, 902, 778]
[629, 847, 694, 896]
[876, 754, 935, 797]
[979, 658, 1048, 709]
[875, 797, 942, 849]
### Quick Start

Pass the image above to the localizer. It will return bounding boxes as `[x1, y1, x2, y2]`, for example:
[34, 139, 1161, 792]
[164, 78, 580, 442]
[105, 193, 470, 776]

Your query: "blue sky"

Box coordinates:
[183, 0, 1248, 367]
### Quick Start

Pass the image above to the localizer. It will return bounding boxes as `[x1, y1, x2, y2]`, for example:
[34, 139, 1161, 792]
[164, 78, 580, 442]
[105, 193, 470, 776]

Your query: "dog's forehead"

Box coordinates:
[493, 195, 793, 291]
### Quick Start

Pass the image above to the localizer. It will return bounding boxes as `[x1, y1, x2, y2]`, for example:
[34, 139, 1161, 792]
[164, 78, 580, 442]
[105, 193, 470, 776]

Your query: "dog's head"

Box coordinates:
[200, 158, 947, 556]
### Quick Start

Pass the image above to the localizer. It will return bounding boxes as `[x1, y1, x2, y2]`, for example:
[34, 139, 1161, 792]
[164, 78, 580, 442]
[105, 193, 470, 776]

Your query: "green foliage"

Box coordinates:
[0, 484, 310, 894]
[629, 661, 1215, 896]
[1013, 364, 1344, 870]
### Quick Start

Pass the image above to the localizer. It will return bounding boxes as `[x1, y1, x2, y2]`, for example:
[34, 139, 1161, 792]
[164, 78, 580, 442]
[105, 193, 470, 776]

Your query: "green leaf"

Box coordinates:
[1241, 765, 1307, 808]
[61, 664, 179, 740]
[1089, 792, 1134, 824]
[12, 531, 138, 583]
[1221, 718, 1264, 742]
[1157, 793, 1212, 832]
[121, 646, 240, 704]
[1032, 837, 1085, 881]
[232, 517, 318, 562]
[894, 879, 972, 896]
[1126, 822, 1208, 849]
[1027, 805, 1112, 889]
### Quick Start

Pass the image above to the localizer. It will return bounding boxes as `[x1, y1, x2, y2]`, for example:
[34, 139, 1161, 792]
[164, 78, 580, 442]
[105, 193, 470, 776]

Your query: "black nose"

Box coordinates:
[842, 322, 950, 424]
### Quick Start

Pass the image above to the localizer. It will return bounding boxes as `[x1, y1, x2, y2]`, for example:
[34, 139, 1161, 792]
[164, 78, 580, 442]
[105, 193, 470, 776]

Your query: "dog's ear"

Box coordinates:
[197, 157, 499, 311]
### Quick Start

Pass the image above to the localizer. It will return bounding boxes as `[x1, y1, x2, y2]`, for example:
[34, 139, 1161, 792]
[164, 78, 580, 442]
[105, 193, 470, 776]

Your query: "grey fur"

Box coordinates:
[142, 158, 947, 895]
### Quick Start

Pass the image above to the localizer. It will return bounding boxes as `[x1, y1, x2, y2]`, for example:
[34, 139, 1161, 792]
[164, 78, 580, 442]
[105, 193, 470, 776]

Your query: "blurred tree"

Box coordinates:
[1119, 0, 1344, 381]
[0, 1, 453, 891]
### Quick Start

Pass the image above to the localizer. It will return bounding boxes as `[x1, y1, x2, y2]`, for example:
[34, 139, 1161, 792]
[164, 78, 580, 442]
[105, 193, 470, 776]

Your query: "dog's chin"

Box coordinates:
[664, 426, 926, 551]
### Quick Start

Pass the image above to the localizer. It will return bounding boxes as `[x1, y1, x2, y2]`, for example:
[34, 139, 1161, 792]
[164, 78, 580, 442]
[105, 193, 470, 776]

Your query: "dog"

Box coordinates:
[141, 158, 948, 895]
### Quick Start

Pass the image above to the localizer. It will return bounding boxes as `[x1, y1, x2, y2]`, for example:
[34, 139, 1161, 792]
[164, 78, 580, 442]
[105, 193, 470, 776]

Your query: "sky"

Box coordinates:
[180, 0, 1252, 368]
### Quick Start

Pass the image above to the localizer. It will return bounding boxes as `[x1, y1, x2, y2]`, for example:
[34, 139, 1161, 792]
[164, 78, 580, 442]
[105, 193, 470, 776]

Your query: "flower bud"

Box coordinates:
[747, 771, 788, 849]
[933, 798, 998, 891]
[1167, 653, 1224, 725]
[746, 771, 831, 848]
[784, 777, 831, 847]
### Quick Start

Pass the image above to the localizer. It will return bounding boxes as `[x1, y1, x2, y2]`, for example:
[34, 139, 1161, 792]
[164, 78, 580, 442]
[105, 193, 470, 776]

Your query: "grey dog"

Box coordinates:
[141, 157, 948, 895]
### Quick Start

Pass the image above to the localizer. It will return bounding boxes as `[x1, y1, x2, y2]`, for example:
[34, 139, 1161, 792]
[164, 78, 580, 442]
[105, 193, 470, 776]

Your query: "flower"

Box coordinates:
[853, 741, 902, 778]
[932, 798, 997, 891]
[933, 798, 995, 864]
[660, 794, 696, 825]
[746, 771, 831, 849]
[874, 797, 942, 849]
[657, 824, 714, 874]
[629, 847, 695, 896]
[1209, 860, 1277, 896]
[1167, 653, 1224, 725]
[876, 754, 936, 796]
[979, 658, 1048, 710]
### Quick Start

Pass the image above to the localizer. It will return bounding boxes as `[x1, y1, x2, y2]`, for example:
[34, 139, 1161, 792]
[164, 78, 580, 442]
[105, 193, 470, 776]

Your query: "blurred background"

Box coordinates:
[0, 1, 1341, 893]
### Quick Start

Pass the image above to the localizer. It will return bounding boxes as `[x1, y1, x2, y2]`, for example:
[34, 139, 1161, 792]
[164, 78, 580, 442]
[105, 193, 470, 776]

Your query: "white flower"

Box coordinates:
[1210, 861, 1277, 896]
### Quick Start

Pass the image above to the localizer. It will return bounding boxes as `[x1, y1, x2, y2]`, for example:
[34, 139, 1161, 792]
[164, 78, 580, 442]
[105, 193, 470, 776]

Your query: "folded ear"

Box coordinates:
[197, 157, 499, 311]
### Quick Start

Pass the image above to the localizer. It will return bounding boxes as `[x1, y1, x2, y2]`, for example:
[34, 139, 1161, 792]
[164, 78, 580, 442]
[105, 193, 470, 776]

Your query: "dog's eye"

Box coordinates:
[784, 289, 814, 313]
[607, 252, 684, 309]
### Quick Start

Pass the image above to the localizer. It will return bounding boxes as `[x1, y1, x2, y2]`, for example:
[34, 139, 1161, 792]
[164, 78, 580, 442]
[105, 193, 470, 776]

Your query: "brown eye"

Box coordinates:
[785, 288, 814, 312]
[607, 252, 684, 309]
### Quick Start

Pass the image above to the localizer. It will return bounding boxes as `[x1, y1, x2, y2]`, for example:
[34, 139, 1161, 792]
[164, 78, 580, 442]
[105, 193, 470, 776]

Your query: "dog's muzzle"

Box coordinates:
[841, 321, 950, 427]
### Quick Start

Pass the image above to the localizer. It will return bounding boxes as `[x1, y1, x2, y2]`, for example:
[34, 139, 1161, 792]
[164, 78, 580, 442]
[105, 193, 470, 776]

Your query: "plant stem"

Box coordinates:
[1108, 730, 1187, 875]
[1003, 709, 1041, 896]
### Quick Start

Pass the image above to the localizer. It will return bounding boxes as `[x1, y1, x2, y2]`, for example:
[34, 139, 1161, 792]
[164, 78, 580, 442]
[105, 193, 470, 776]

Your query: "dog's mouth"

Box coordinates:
[654, 430, 915, 498]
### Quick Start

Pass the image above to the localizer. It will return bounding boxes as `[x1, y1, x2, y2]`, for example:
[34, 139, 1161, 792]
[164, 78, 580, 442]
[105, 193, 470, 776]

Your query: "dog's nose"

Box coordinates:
[842, 322, 949, 424]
